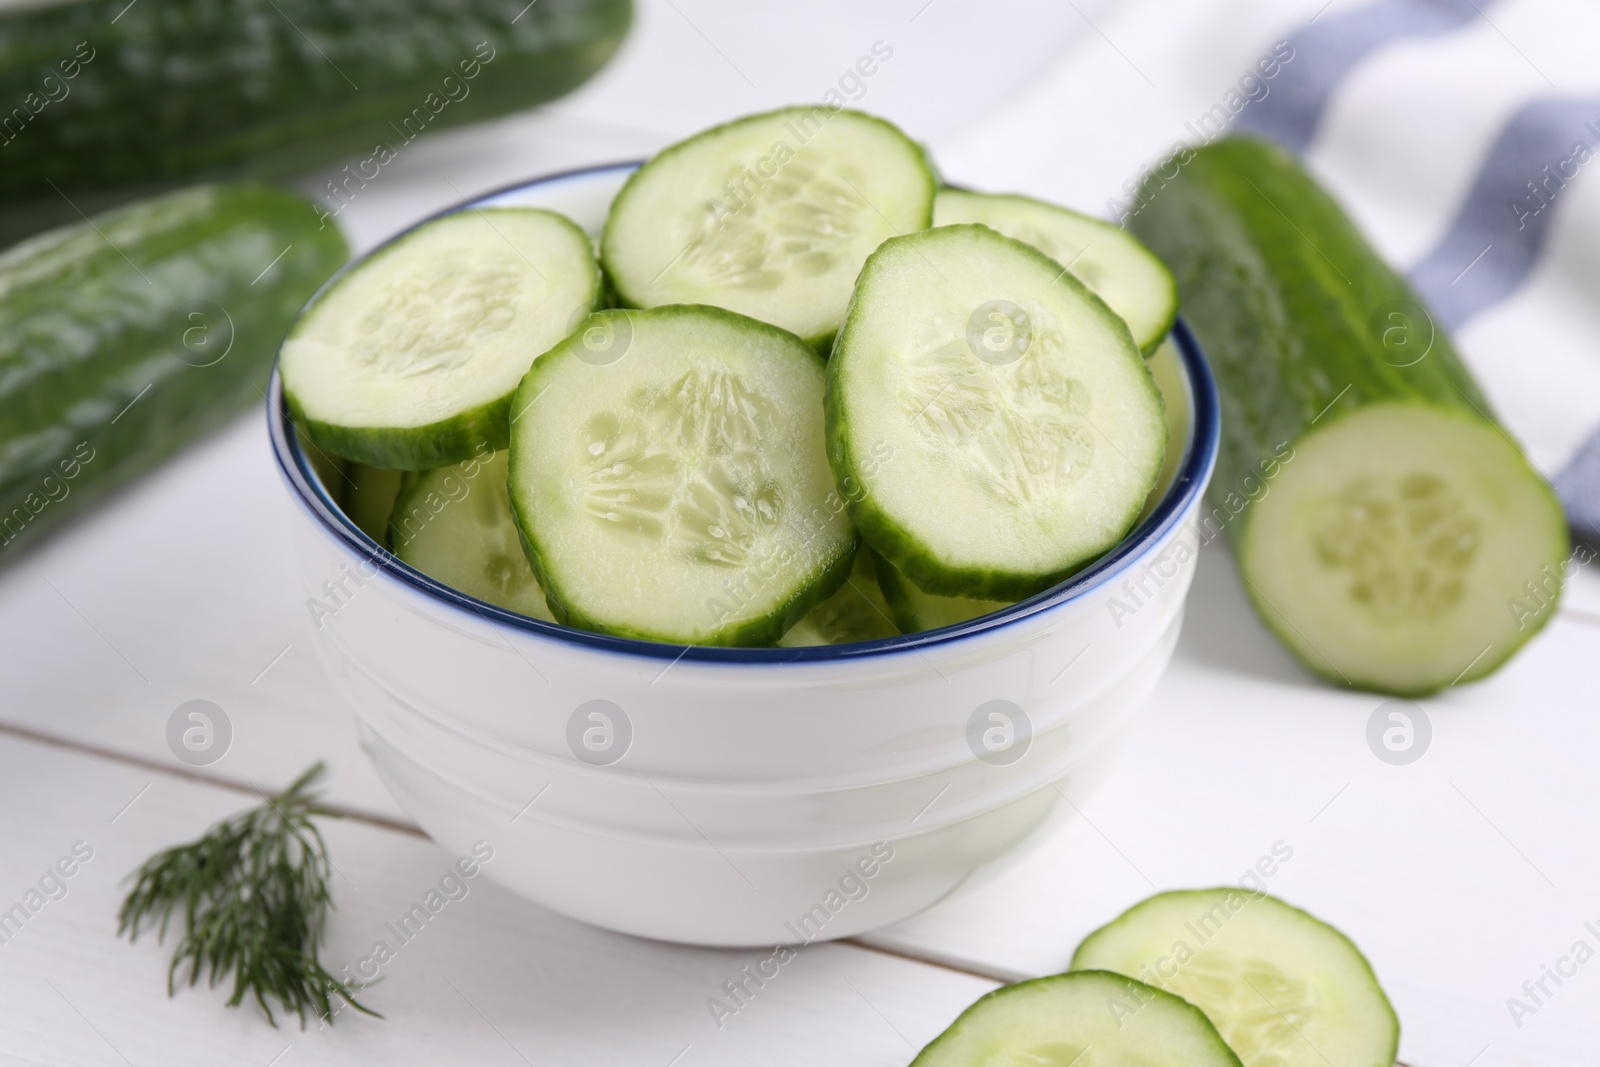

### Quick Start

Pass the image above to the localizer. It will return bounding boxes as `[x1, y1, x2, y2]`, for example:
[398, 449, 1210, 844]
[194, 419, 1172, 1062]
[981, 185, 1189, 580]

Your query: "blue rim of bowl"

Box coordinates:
[268, 161, 1221, 665]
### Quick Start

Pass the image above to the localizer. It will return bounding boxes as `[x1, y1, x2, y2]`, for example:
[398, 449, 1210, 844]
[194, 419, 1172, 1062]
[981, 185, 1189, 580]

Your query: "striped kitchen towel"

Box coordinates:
[935, 0, 1600, 545]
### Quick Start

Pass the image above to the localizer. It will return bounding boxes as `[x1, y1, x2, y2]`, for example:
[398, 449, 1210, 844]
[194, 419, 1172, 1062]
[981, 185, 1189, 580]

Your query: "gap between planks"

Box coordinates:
[0, 719, 1018, 984]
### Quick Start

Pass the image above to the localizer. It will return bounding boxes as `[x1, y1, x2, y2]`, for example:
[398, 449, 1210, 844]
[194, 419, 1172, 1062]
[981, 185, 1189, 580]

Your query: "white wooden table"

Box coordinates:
[3, 2, 1598, 1064]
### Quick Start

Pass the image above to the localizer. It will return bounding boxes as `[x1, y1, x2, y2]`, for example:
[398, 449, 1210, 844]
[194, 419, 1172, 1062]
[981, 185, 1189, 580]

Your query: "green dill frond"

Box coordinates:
[117, 762, 380, 1028]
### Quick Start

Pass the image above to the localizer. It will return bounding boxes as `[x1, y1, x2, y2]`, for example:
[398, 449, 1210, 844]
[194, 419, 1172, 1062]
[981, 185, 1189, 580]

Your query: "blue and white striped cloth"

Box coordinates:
[937, 0, 1600, 545]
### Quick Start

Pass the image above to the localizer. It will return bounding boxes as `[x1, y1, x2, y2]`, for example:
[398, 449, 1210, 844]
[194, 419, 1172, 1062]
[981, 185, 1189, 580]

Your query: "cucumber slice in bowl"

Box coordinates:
[281, 208, 602, 469]
[935, 188, 1177, 355]
[1071, 890, 1399, 1067]
[778, 547, 900, 647]
[601, 107, 935, 348]
[509, 305, 856, 645]
[911, 970, 1243, 1067]
[389, 450, 555, 623]
[828, 224, 1167, 601]
[872, 551, 1011, 634]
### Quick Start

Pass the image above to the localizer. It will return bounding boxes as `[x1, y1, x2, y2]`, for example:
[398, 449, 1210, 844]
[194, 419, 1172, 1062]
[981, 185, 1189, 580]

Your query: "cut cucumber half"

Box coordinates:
[1129, 136, 1568, 694]
[1241, 403, 1567, 694]
[601, 107, 935, 347]
[911, 970, 1243, 1067]
[935, 188, 1177, 355]
[828, 224, 1167, 601]
[778, 547, 900, 646]
[282, 208, 602, 469]
[389, 450, 555, 622]
[873, 551, 1010, 634]
[508, 306, 856, 646]
[341, 463, 403, 545]
[1072, 890, 1399, 1067]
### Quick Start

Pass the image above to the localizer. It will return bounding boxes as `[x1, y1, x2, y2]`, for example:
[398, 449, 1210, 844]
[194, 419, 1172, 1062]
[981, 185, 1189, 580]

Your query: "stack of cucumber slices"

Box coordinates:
[281, 105, 1177, 648]
[914, 888, 1399, 1067]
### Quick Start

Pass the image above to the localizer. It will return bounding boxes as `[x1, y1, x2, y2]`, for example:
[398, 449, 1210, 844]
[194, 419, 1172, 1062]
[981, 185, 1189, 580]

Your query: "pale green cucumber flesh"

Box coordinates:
[935, 188, 1177, 355]
[828, 224, 1167, 601]
[911, 970, 1243, 1067]
[389, 450, 554, 622]
[1071, 890, 1399, 1067]
[282, 208, 602, 469]
[1240, 403, 1569, 695]
[601, 107, 935, 347]
[872, 550, 1010, 634]
[509, 306, 855, 646]
[778, 547, 900, 646]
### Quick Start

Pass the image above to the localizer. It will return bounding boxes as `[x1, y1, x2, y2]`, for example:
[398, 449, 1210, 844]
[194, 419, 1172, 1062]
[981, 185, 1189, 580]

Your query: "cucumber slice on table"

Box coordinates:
[601, 107, 935, 348]
[281, 208, 602, 470]
[872, 551, 1011, 634]
[778, 547, 899, 646]
[935, 188, 1177, 355]
[1072, 890, 1399, 1067]
[1128, 136, 1568, 694]
[828, 224, 1167, 601]
[911, 970, 1242, 1067]
[389, 450, 554, 622]
[508, 306, 855, 645]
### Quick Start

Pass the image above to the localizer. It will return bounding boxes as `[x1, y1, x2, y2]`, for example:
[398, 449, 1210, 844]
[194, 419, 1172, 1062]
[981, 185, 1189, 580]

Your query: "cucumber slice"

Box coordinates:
[341, 464, 403, 545]
[778, 547, 900, 646]
[389, 450, 555, 622]
[828, 224, 1167, 601]
[282, 208, 602, 469]
[601, 107, 935, 347]
[872, 551, 1010, 634]
[508, 306, 855, 646]
[1071, 890, 1399, 1067]
[911, 970, 1242, 1067]
[935, 189, 1176, 355]
[1129, 137, 1568, 694]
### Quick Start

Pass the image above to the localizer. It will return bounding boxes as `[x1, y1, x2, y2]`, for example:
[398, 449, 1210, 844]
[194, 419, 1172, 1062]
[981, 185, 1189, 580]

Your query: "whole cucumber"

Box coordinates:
[0, 184, 348, 558]
[0, 0, 632, 246]
[1128, 137, 1567, 695]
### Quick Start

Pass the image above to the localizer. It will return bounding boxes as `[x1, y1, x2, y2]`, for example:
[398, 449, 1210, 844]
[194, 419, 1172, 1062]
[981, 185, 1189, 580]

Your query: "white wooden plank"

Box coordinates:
[866, 542, 1600, 1067]
[0, 734, 994, 1065]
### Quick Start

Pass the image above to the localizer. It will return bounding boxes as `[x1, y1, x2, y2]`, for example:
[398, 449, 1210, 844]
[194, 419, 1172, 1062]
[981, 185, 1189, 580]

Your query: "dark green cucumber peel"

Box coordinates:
[0, 184, 347, 559]
[0, 0, 632, 249]
[1129, 137, 1567, 694]
[871, 549, 1010, 635]
[286, 394, 512, 472]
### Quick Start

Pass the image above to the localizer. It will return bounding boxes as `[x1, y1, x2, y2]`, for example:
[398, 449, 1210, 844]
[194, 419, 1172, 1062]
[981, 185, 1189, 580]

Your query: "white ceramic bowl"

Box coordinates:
[269, 163, 1221, 947]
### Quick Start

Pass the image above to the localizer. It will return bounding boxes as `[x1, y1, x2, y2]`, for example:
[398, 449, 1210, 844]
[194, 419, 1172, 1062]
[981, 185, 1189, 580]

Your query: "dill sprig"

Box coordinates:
[117, 762, 379, 1028]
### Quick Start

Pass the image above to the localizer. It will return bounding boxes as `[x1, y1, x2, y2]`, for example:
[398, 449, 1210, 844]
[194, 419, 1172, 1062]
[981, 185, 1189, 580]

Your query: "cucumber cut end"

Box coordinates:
[1071, 890, 1399, 1067]
[1239, 403, 1569, 694]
